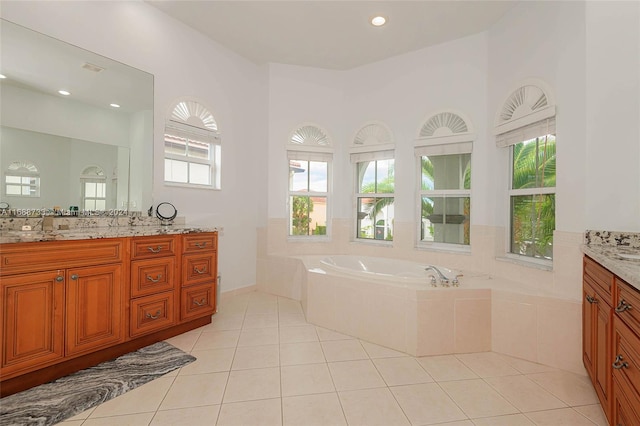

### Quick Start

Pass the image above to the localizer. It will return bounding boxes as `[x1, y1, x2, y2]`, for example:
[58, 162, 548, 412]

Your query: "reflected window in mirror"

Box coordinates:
[4, 161, 40, 197]
[164, 100, 221, 189]
[81, 166, 107, 211]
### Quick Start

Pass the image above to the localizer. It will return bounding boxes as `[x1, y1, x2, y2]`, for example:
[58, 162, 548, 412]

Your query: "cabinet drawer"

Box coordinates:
[130, 257, 176, 298]
[131, 236, 177, 260]
[130, 292, 176, 338]
[181, 283, 215, 321]
[1, 239, 123, 275]
[182, 254, 216, 287]
[183, 233, 217, 253]
[584, 256, 614, 301]
[613, 315, 640, 398]
[615, 278, 640, 336]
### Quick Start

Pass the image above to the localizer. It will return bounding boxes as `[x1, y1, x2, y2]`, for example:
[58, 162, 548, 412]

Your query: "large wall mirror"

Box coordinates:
[0, 19, 153, 215]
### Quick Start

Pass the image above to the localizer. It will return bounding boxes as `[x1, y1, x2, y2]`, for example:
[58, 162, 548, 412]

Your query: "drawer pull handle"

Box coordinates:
[146, 310, 161, 320]
[55, 276, 64, 282]
[615, 300, 632, 313]
[146, 274, 162, 283]
[612, 354, 629, 370]
[194, 267, 207, 274]
[195, 242, 207, 249]
[71, 274, 79, 280]
[193, 298, 207, 306]
[147, 246, 163, 253]
[585, 295, 598, 304]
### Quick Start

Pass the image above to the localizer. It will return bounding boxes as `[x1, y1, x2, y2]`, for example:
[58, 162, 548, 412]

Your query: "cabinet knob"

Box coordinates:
[55, 276, 64, 282]
[71, 274, 79, 280]
[194, 267, 207, 275]
[612, 354, 629, 370]
[146, 274, 162, 283]
[147, 246, 163, 253]
[615, 300, 632, 313]
[195, 242, 207, 249]
[145, 310, 161, 320]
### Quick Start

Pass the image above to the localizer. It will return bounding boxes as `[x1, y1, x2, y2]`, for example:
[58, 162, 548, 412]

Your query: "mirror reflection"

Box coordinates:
[0, 19, 153, 216]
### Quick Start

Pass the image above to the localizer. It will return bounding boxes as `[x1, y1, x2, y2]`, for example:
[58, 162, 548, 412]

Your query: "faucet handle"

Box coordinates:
[428, 275, 437, 287]
[451, 274, 463, 287]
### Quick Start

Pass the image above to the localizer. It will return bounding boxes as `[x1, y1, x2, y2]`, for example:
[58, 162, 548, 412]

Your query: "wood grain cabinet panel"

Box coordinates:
[130, 257, 176, 298]
[65, 264, 124, 356]
[182, 254, 216, 287]
[131, 236, 177, 260]
[181, 283, 215, 321]
[130, 292, 176, 338]
[0, 270, 65, 377]
[183, 234, 216, 253]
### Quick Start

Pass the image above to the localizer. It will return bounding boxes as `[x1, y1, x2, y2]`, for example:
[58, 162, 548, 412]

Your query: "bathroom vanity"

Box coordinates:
[0, 226, 217, 396]
[582, 231, 640, 425]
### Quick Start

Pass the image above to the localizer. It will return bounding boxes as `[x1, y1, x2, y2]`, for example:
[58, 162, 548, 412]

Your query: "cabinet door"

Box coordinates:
[65, 264, 124, 356]
[0, 270, 64, 377]
[583, 283, 596, 379]
[594, 297, 612, 419]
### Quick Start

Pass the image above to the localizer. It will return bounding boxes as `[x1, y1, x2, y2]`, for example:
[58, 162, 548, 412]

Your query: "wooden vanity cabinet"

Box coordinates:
[583, 256, 614, 421]
[584, 256, 640, 425]
[0, 239, 126, 379]
[129, 235, 179, 337]
[180, 234, 217, 320]
[0, 231, 218, 397]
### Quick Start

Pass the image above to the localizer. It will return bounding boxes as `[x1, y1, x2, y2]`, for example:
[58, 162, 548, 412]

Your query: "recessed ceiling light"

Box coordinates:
[371, 16, 386, 27]
[58, 90, 71, 96]
[0, 74, 6, 79]
[110, 103, 120, 108]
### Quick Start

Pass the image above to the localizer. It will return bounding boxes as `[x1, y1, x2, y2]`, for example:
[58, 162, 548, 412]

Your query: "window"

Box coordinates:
[355, 158, 394, 240]
[164, 100, 220, 189]
[81, 166, 107, 211]
[415, 111, 475, 248]
[509, 134, 556, 260]
[4, 161, 40, 197]
[288, 156, 329, 236]
[419, 154, 471, 245]
[287, 124, 332, 238]
[494, 80, 557, 262]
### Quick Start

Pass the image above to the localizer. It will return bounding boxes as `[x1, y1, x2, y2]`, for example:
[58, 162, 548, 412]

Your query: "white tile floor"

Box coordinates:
[61, 291, 607, 426]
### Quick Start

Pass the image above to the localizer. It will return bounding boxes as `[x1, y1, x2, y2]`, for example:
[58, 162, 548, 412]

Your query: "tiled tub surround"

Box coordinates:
[582, 230, 640, 290]
[257, 221, 589, 375]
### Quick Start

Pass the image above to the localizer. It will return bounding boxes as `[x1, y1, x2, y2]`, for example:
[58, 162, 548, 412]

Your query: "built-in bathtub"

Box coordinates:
[303, 255, 492, 357]
[316, 255, 462, 288]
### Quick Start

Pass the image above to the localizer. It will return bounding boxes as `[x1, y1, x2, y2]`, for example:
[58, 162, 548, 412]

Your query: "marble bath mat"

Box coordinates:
[0, 341, 196, 426]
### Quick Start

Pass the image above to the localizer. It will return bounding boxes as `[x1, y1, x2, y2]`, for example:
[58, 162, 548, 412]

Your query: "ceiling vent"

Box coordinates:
[82, 62, 104, 73]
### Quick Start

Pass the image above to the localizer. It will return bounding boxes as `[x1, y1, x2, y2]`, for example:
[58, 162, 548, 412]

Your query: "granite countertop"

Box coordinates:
[582, 244, 640, 291]
[0, 225, 218, 244]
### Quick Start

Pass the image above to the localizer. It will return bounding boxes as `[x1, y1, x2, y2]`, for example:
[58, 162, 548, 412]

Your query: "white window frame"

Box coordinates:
[4, 161, 40, 198]
[505, 131, 556, 266]
[415, 143, 472, 251]
[164, 121, 221, 189]
[287, 150, 332, 240]
[352, 150, 395, 243]
[80, 166, 107, 211]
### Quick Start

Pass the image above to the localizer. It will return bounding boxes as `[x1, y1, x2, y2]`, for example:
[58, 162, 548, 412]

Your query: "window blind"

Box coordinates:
[414, 141, 472, 157]
[495, 117, 555, 148]
[350, 149, 394, 163]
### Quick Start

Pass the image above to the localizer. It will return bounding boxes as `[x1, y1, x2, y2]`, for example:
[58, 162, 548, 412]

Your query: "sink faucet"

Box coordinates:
[425, 265, 462, 287]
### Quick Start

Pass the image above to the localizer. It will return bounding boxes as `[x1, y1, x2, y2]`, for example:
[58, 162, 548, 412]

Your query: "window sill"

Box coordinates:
[416, 243, 471, 255]
[164, 182, 220, 190]
[350, 239, 394, 248]
[287, 235, 331, 243]
[496, 254, 553, 271]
